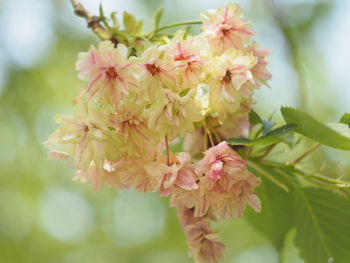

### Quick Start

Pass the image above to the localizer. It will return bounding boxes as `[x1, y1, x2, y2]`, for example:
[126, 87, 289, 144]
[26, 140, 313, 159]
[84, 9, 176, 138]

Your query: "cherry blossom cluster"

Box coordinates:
[46, 3, 271, 262]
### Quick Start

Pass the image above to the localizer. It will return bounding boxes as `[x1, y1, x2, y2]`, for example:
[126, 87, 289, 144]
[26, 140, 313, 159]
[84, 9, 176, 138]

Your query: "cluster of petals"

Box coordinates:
[174, 203, 226, 263]
[174, 141, 261, 220]
[46, 3, 270, 263]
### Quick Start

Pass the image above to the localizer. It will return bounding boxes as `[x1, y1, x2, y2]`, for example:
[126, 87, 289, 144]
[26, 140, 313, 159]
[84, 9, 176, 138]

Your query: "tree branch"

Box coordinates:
[69, 0, 111, 41]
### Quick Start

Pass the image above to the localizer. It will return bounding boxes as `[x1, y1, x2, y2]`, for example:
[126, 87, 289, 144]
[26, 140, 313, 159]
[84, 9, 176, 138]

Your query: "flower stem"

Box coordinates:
[154, 21, 202, 33]
[248, 161, 289, 192]
[203, 128, 208, 151]
[210, 126, 221, 144]
[287, 143, 321, 165]
[255, 144, 276, 159]
[203, 121, 214, 147]
[165, 136, 170, 165]
[294, 165, 350, 188]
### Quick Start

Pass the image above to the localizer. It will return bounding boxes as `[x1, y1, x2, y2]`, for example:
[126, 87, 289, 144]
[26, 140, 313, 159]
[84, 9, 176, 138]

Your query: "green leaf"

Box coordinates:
[340, 113, 350, 127]
[99, 3, 105, 20]
[99, 3, 111, 29]
[249, 110, 262, 126]
[248, 110, 275, 135]
[281, 107, 350, 150]
[281, 229, 304, 263]
[246, 164, 294, 250]
[123, 11, 143, 34]
[228, 124, 295, 146]
[228, 138, 255, 145]
[179, 88, 190, 97]
[262, 119, 276, 135]
[327, 123, 350, 139]
[153, 7, 164, 29]
[292, 187, 350, 263]
[250, 164, 350, 263]
[110, 12, 120, 29]
[127, 47, 137, 58]
[183, 25, 191, 39]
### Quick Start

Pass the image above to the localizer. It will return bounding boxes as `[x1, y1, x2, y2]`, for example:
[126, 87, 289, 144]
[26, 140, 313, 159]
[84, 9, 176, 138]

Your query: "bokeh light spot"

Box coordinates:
[231, 245, 279, 263]
[39, 188, 94, 243]
[111, 190, 166, 246]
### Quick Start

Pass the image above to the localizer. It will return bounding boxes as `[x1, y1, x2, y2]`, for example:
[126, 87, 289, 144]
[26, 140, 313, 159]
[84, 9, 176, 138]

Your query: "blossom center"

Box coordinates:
[223, 70, 231, 83]
[146, 63, 161, 76]
[106, 67, 118, 80]
[208, 160, 225, 180]
[222, 28, 231, 36]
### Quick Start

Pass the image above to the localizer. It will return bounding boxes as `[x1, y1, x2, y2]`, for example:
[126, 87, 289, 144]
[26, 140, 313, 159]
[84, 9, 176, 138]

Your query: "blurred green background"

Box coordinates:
[0, 0, 349, 262]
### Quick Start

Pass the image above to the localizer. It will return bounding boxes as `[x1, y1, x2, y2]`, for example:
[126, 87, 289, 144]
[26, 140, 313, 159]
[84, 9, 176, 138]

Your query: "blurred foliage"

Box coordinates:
[0, 0, 349, 262]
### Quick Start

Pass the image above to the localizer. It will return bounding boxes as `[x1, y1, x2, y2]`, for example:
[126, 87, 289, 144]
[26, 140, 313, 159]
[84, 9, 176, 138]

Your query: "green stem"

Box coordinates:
[250, 155, 350, 190]
[154, 21, 202, 33]
[254, 144, 277, 159]
[248, 161, 289, 192]
[287, 143, 321, 165]
[293, 165, 350, 188]
[253, 158, 287, 168]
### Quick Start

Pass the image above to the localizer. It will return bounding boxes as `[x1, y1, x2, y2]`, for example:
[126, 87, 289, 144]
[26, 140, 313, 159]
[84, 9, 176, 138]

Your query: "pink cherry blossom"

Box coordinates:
[76, 41, 138, 106]
[110, 91, 160, 156]
[173, 141, 261, 219]
[206, 48, 257, 122]
[145, 88, 203, 139]
[171, 201, 225, 263]
[195, 141, 246, 182]
[162, 32, 208, 89]
[45, 99, 121, 171]
[247, 41, 272, 87]
[113, 155, 161, 193]
[201, 3, 254, 53]
[74, 161, 126, 191]
[133, 46, 180, 99]
[186, 219, 225, 263]
[144, 152, 198, 196]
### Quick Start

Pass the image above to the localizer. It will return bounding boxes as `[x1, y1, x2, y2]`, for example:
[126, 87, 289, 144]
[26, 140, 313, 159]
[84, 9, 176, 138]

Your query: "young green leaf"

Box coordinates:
[262, 119, 276, 135]
[110, 12, 120, 29]
[123, 11, 143, 34]
[340, 113, 350, 127]
[248, 110, 275, 134]
[153, 7, 164, 29]
[228, 124, 295, 146]
[249, 110, 262, 126]
[281, 107, 350, 150]
[183, 25, 191, 39]
[99, 4, 111, 29]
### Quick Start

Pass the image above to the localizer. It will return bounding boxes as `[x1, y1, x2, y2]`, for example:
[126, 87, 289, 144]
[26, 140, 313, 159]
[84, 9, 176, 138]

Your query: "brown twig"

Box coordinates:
[69, 0, 111, 41]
